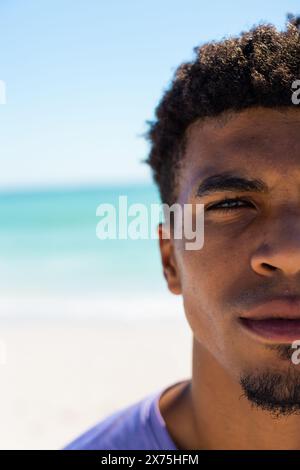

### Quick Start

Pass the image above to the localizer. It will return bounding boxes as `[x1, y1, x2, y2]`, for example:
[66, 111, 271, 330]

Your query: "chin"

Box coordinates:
[239, 364, 300, 417]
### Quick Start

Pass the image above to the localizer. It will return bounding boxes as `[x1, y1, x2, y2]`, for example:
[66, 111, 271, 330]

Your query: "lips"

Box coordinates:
[239, 297, 300, 342]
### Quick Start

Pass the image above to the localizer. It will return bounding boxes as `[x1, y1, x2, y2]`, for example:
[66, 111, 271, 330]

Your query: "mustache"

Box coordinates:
[225, 283, 300, 312]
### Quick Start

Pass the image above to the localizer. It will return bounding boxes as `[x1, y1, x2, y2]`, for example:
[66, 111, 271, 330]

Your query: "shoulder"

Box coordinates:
[63, 392, 160, 450]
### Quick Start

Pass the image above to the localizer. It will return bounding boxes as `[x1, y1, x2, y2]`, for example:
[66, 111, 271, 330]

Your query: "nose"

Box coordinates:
[251, 211, 300, 278]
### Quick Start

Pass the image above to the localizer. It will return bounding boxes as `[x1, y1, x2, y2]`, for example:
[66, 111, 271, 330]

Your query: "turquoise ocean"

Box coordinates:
[0, 184, 177, 321]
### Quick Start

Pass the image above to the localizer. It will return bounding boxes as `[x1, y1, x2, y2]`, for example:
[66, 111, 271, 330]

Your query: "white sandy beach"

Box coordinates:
[0, 297, 192, 450]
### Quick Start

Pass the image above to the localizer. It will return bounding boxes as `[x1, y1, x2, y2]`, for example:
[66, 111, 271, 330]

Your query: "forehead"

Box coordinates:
[178, 107, 300, 200]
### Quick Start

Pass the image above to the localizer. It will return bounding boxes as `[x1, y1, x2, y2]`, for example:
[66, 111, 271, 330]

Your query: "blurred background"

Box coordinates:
[0, 0, 299, 449]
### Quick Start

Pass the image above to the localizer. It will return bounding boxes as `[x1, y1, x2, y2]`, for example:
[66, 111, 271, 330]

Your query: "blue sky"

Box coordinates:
[0, 0, 299, 190]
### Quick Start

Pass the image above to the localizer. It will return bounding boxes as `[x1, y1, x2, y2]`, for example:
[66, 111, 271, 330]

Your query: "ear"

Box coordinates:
[158, 223, 182, 295]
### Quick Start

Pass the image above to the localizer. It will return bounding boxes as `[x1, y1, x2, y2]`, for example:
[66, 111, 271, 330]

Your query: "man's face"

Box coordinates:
[160, 106, 300, 413]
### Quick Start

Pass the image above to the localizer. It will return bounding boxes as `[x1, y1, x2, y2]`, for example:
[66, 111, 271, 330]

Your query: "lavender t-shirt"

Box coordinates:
[63, 380, 188, 450]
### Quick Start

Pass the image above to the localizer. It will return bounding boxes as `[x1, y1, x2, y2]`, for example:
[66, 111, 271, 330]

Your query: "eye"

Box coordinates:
[206, 197, 255, 213]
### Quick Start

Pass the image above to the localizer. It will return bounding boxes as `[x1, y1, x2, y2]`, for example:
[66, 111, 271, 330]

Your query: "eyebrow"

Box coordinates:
[195, 172, 269, 198]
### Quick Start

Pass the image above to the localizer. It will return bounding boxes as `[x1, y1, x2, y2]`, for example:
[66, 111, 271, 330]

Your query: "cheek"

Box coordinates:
[179, 250, 226, 347]
[174, 227, 251, 351]
[180, 259, 244, 381]
[180, 245, 228, 307]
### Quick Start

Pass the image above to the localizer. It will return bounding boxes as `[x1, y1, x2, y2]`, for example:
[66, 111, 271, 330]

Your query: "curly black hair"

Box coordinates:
[144, 15, 300, 206]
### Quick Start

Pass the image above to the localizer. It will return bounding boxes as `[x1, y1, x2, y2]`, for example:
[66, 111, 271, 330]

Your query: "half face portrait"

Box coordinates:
[159, 107, 300, 418]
